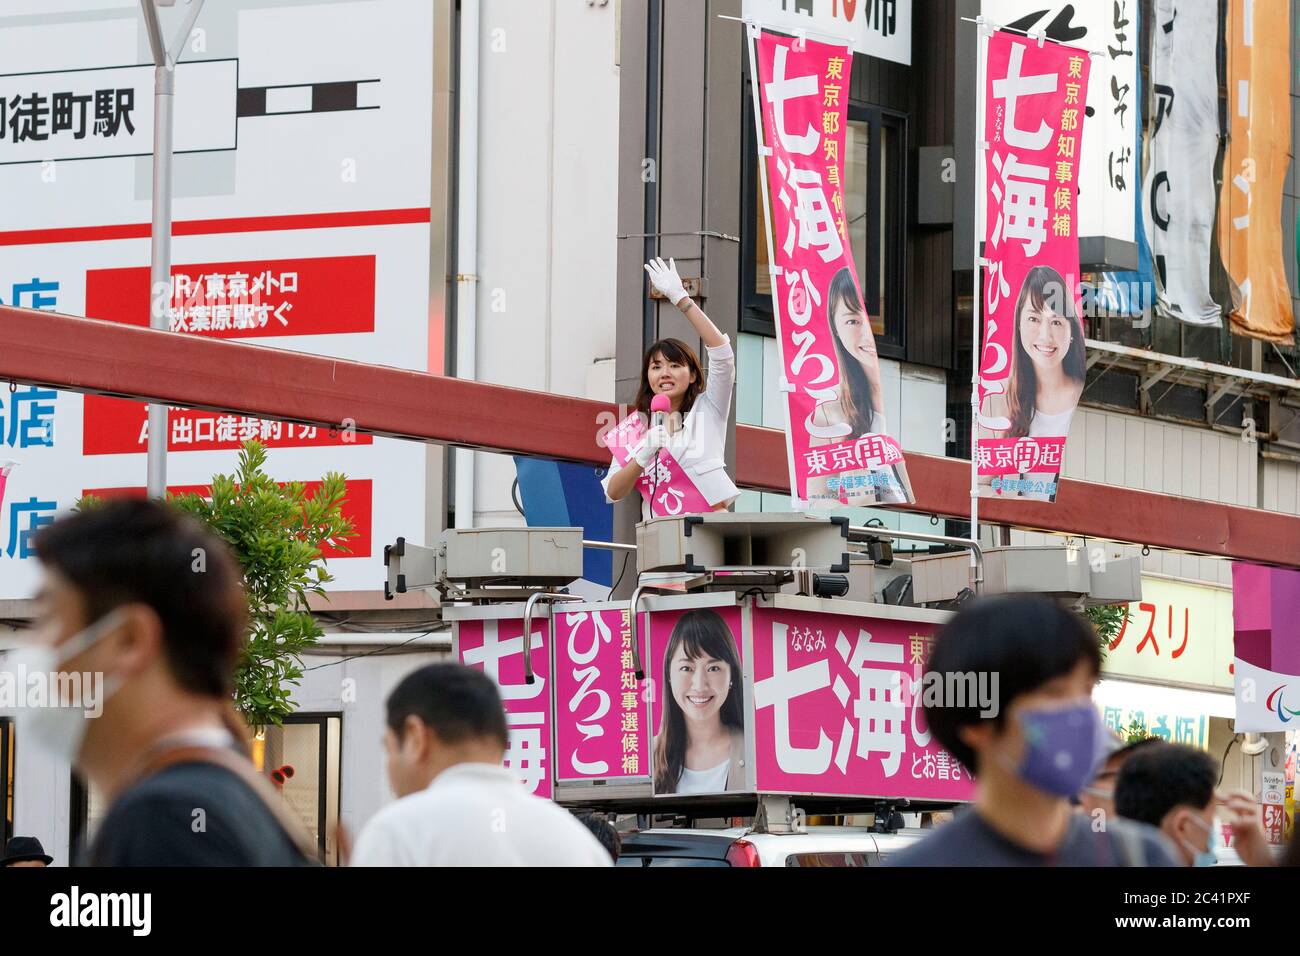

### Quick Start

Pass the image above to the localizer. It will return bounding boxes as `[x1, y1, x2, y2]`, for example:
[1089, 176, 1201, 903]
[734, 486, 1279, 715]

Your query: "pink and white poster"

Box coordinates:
[457, 616, 552, 798]
[977, 30, 1090, 502]
[751, 28, 914, 509]
[552, 606, 649, 782]
[751, 607, 973, 801]
[646, 604, 748, 796]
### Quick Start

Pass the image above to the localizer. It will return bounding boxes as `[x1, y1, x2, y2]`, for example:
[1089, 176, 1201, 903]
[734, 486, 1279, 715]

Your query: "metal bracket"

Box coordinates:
[521, 591, 583, 684]
[751, 795, 806, 835]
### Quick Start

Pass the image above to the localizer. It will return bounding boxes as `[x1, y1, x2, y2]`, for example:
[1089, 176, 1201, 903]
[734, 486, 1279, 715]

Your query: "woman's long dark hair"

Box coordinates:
[828, 267, 878, 436]
[1007, 265, 1087, 437]
[653, 609, 743, 794]
[633, 338, 705, 420]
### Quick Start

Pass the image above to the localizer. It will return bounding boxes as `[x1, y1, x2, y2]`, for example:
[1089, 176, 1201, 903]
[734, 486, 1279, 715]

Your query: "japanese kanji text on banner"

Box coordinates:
[977, 29, 1090, 503]
[750, 28, 915, 510]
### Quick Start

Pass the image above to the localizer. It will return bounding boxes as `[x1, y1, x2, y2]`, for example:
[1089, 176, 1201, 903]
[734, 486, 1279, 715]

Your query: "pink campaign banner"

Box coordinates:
[647, 604, 747, 796]
[457, 617, 552, 798]
[751, 607, 974, 801]
[601, 412, 711, 517]
[977, 31, 1090, 503]
[752, 30, 914, 509]
[553, 607, 649, 782]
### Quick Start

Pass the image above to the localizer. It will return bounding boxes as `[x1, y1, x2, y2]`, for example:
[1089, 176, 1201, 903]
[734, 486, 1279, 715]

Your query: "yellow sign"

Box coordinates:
[1102, 577, 1234, 691]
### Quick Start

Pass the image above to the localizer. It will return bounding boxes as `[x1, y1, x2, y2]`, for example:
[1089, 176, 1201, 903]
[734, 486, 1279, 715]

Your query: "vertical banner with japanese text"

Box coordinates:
[1143, 0, 1224, 328]
[456, 616, 553, 798]
[553, 606, 650, 783]
[977, 30, 1089, 502]
[750, 28, 915, 510]
[1218, 0, 1295, 344]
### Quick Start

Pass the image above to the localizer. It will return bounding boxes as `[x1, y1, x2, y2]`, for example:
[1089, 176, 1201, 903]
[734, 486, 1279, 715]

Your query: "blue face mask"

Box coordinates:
[1182, 814, 1218, 867]
[1012, 701, 1108, 798]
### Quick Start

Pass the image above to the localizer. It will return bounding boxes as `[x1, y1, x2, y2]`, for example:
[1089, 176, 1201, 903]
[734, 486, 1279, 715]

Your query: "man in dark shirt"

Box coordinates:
[24, 499, 314, 866]
[887, 595, 1177, 867]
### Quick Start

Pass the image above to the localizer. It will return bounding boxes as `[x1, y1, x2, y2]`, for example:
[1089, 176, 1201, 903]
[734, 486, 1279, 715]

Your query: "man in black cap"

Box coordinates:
[1, 836, 53, 867]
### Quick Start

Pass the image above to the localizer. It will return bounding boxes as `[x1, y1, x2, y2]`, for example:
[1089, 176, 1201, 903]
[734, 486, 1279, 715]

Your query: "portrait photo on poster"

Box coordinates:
[651, 609, 747, 796]
[979, 265, 1084, 502]
[804, 266, 915, 508]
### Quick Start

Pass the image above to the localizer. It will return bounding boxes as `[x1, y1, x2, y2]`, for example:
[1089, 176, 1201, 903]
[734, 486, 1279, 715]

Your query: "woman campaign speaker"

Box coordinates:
[602, 258, 740, 519]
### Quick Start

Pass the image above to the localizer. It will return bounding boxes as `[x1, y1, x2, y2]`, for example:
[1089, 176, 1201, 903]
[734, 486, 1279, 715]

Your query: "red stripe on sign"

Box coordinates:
[82, 399, 373, 455]
[0, 207, 432, 246]
[85, 255, 375, 338]
[83, 478, 373, 559]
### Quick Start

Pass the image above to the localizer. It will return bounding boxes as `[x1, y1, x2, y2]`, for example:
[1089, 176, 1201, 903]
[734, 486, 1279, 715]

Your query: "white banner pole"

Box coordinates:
[969, 17, 989, 562]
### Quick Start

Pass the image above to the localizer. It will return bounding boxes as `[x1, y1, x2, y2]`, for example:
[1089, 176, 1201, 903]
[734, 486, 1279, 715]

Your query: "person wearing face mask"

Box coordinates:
[349, 663, 611, 866]
[887, 595, 1178, 867]
[602, 257, 739, 520]
[1115, 742, 1274, 867]
[1076, 736, 1162, 821]
[13, 499, 315, 866]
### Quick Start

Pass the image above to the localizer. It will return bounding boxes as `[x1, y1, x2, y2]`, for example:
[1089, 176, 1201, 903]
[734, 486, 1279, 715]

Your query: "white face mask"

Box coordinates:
[10, 608, 129, 764]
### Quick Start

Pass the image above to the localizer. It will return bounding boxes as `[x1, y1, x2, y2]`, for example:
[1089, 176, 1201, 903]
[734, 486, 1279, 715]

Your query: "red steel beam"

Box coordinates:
[4, 305, 1298, 567]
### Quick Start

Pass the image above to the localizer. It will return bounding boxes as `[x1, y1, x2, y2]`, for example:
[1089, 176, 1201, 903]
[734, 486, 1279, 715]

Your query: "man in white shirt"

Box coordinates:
[350, 662, 611, 867]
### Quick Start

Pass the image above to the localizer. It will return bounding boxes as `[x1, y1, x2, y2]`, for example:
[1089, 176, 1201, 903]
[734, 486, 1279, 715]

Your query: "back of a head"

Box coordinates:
[922, 594, 1102, 773]
[1114, 741, 1217, 827]
[386, 662, 509, 750]
[573, 811, 621, 861]
[34, 498, 247, 699]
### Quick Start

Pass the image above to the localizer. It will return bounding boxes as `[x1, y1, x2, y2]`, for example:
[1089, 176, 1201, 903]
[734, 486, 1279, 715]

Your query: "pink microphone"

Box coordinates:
[649, 393, 672, 431]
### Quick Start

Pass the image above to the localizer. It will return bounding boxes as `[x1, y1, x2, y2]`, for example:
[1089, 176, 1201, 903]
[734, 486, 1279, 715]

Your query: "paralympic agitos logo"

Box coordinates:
[1266, 685, 1300, 722]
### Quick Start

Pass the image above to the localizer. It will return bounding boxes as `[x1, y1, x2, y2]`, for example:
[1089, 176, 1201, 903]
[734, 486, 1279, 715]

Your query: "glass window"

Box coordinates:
[785, 851, 879, 867]
[253, 714, 342, 865]
[744, 94, 907, 359]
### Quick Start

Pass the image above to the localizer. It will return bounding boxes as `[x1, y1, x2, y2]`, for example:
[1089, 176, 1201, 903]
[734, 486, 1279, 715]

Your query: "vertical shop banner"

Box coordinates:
[552, 606, 649, 783]
[1219, 0, 1296, 344]
[751, 607, 974, 800]
[1093, 0, 1156, 319]
[1232, 563, 1300, 731]
[981, 1, 1137, 248]
[0, 0, 433, 598]
[751, 29, 914, 509]
[977, 30, 1089, 502]
[457, 617, 553, 798]
[1143, 0, 1224, 327]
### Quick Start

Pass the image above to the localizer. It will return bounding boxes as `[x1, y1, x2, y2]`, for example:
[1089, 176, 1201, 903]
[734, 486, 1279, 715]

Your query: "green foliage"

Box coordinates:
[165, 440, 355, 729]
[1084, 603, 1129, 660]
[1122, 717, 1153, 744]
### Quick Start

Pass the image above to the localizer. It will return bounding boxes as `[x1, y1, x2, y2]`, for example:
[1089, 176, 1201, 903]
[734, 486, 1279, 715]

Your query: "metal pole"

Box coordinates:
[141, 0, 205, 499]
[968, 17, 989, 556]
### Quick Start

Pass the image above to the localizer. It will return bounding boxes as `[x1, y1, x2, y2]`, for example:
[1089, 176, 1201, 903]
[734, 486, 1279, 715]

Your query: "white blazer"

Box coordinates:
[602, 336, 740, 519]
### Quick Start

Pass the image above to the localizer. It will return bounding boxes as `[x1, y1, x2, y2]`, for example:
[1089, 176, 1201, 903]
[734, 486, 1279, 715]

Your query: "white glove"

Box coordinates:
[644, 257, 688, 306]
[633, 425, 670, 469]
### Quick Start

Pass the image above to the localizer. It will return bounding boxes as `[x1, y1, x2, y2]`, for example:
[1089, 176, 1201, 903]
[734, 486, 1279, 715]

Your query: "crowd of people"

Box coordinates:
[0, 500, 1291, 868]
